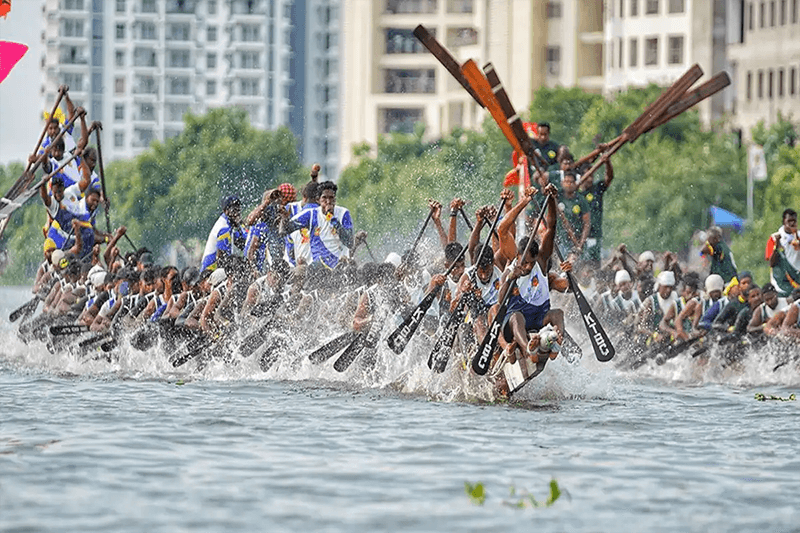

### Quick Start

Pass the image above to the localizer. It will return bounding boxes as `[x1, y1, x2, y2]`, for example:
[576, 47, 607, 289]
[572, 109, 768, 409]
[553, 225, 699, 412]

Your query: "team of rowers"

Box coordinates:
[11, 91, 800, 393]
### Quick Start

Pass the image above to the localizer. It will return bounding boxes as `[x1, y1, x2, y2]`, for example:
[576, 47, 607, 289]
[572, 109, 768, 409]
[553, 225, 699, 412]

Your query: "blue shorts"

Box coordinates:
[502, 300, 550, 342]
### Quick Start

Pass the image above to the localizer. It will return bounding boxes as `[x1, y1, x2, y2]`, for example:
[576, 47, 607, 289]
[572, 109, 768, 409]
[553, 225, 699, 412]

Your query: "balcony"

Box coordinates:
[384, 69, 436, 94]
[385, 0, 437, 14]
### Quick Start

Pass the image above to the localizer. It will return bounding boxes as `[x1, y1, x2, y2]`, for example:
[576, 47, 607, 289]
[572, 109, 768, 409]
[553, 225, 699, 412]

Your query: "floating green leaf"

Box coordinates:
[754, 392, 796, 401]
[464, 482, 486, 505]
[503, 479, 565, 509]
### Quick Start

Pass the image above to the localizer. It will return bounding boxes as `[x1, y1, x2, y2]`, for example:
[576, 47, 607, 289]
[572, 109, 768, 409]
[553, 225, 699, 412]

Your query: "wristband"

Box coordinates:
[450, 211, 458, 217]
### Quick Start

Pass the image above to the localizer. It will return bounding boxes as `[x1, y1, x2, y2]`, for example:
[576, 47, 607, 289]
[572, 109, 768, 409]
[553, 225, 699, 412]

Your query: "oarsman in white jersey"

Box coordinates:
[769, 209, 800, 294]
[493, 185, 569, 364]
[451, 245, 503, 341]
[284, 182, 320, 266]
[747, 283, 787, 333]
[283, 181, 353, 269]
[426, 242, 466, 321]
[675, 274, 724, 340]
[610, 269, 642, 324]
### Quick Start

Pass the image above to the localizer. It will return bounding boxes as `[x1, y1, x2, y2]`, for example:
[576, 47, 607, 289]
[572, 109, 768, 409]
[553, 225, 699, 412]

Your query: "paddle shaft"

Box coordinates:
[26, 88, 68, 174]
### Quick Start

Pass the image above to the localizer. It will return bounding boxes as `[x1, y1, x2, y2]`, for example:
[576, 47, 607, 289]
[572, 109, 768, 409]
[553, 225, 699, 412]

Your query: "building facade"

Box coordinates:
[603, 0, 730, 125]
[337, 0, 605, 171]
[42, 0, 298, 161]
[727, 0, 800, 141]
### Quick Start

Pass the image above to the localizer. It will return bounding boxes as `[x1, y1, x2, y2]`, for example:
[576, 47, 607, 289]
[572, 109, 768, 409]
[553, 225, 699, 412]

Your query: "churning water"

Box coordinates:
[2, 287, 799, 532]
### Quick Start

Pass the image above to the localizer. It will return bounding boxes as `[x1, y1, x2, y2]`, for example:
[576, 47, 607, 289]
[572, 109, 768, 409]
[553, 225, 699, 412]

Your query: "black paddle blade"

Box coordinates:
[571, 276, 615, 362]
[50, 324, 90, 336]
[308, 330, 359, 364]
[427, 305, 464, 373]
[471, 303, 507, 375]
[386, 289, 438, 354]
[238, 317, 277, 358]
[78, 333, 111, 349]
[10, 297, 39, 322]
[333, 333, 366, 372]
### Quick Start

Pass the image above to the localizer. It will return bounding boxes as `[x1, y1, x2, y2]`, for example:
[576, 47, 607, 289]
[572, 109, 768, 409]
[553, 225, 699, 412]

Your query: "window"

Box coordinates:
[114, 104, 124, 120]
[115, 77, 125, 94]
[141, 0, 156, 12]
[791, 67, 797, 95]
[619, 0, 624, 17]
[141, 22, 157, 40]
[668, 0, 684, 13]
[386, 28, 426, 53]
[134, 75, 158, 94]
[169, 77, 190, 95]
[116, 0, 126, 12]
[749, 2, 754, 29]
[206, 80, 217, 96]
[546, 46, 561, 75]
[629, 38, 638, 66]
[445, 28, 477, 48]
[630, 0, 638, 16]
[240, 51, 260, 69]
[115, 50, 125, 66]
[166, 0, 195, 13]
[168, 23, 191, 41]
[62, 73, 84, 92]
[207, 26, 218, 41]
[793, 0, 798, 23]
[645, 37, 658, 65]
[114, 132, 124, 148]
[781, 0, 787, 23]
[547, 1, 562, 18]
[240, 79, 260, 96]
[168, 50, 190, 68]
[64, 0, 84, 9]
[384, 69, 435, 93]
[61, 46, 87, 64]
[771, 0, 776, 24]
[134, 48, 157, 67]
[619, 38, 623, 68]
[116, 23, 125, 40]
[758, 70, 764, 98]
[63, 19, 84, 37]
[385, 0, 438, 14]
[166, 103, 188, 122]
[746, 71, 753, 100]
[134, 128, 154, 147]
[768, 69, 774, 98]
[138, 103, 155, 121]
[609, 40, 615, 69]
[92, 18, 103, 38]
[208, 0, 217, 14]
[207, 53, 217, 69]
[668, 35, 684, 64]
[779, 68, 785, 96]
[382, 108, 424, 134]
[760, 1, 765, 26]
[646, 0, 659, 14]
[241, 24, 260, 41]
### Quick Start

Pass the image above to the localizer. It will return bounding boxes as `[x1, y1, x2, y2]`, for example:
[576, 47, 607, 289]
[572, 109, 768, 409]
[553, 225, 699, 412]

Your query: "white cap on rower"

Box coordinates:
[614, 269, 631, 285]
[705, 274, 724, 293]
[209, 268, 227, 287]
[384, 252, 401, 268]
[639, 251, 655, 263]
[657, 270, 675, 287]
[51, 249, 65, 268]
[89, 270, 107, 288]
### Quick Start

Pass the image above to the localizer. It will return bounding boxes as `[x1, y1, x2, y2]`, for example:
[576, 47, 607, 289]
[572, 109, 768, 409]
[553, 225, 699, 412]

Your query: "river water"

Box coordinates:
[2, 287, 799, 532]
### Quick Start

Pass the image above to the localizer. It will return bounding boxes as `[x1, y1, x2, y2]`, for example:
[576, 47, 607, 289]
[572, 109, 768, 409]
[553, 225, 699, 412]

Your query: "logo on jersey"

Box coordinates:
[572, 205, 581, 215]
[300, 228, 310, 244]
[586, 193, 594, 202]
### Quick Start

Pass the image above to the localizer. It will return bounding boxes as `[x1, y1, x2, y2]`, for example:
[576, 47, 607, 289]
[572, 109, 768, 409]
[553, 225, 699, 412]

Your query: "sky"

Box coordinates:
[0, 1, 45, 166]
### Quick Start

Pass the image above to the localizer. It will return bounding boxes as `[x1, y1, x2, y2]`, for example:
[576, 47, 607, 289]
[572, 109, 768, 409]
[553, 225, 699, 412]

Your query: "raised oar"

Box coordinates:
[9, 296, 40, 323]
[471, 197, 549, 376]
[401, 206, 435, 269]
[459, 208, 474, 231]
[27, 86, 68, 175]
[363, 240, 378, 263]
[387, 198, 506, 356]
[427, 198, 505, 372]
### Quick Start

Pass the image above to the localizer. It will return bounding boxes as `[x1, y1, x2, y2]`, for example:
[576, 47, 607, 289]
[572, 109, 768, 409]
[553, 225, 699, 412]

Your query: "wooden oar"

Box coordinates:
[387, 197, 505, 355]
[471, 198, 549, 375]
[413, 25, 484, 108]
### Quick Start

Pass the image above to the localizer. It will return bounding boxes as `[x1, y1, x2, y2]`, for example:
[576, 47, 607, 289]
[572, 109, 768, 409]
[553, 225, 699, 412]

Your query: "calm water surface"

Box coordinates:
[2, 287, 799, 532]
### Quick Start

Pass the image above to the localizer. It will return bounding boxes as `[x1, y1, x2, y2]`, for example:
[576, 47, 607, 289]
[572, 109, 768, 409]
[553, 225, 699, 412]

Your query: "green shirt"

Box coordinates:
[706, 241, 737, 283]
[557, 193, 590, 251]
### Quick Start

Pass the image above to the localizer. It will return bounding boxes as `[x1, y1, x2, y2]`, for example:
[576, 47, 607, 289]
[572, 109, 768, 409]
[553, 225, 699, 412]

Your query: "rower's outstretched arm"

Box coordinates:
[497, 187, 536, 263]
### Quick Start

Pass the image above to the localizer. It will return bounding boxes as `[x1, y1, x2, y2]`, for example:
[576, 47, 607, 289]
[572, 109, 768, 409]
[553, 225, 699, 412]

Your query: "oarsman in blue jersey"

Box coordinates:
[285, 181, 320, 266]
[244, 183, 296, 274]
[282, 181, 353, 269]
[40, 87, 78, 155]
[39, 109, 90, 188]
[201, 196, 246, 271]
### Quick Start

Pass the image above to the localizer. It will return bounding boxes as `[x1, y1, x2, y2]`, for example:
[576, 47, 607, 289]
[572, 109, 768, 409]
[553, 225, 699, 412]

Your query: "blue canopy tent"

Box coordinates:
[709, 205, 745, 234]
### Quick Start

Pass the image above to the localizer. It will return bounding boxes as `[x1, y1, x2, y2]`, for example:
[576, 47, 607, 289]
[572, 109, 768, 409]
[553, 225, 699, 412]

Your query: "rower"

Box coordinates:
[201, 196, 246, 271]
[244, 184, 296, 274]
[747, 283, 786, 333]
[637, 270, 678, 344]
[676, 274, 724, 339]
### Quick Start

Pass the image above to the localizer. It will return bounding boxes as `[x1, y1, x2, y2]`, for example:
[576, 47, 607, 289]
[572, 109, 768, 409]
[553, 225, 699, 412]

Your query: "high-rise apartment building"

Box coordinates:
[42, 0, 298, 161]
[603, 0, 730, 125]
[727, 0, 800, 141]
[338, 0, 604, 171]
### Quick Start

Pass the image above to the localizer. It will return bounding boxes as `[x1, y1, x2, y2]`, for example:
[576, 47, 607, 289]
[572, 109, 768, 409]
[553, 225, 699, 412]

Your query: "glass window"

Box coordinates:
[116, 0, 126, 12]
[746, 71, 752, 100]
[645, 37, 658, 65]
[207, 80, 217, 96]
[208, 0, 217, 14]
[646, 0, 658, 14]
[116, 23, 125, 40]
[546, 46, 560, 75]
[115, 77, 125, 94]
[668, 0, 684, 13]
[758, 70, 763, 98]
[114, 104, 124, 120]
[384, 69, 435, 93]
[760, 1, 766, 26]
[629, 38, 638, 66]
[779, 68, 785, 96]
[207, 26, 218, 42]
[207, 53, 217, 69]
[667, 35, 684, 64]
[749, 2, 754, 30]
[114, 132, 124, 148]
[546, 1, 562, 18]
[141, 22, 157, 40]
[630, 0, 638, 16]
[115, 50, 125, 66]
[141, 0, 156, 13]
